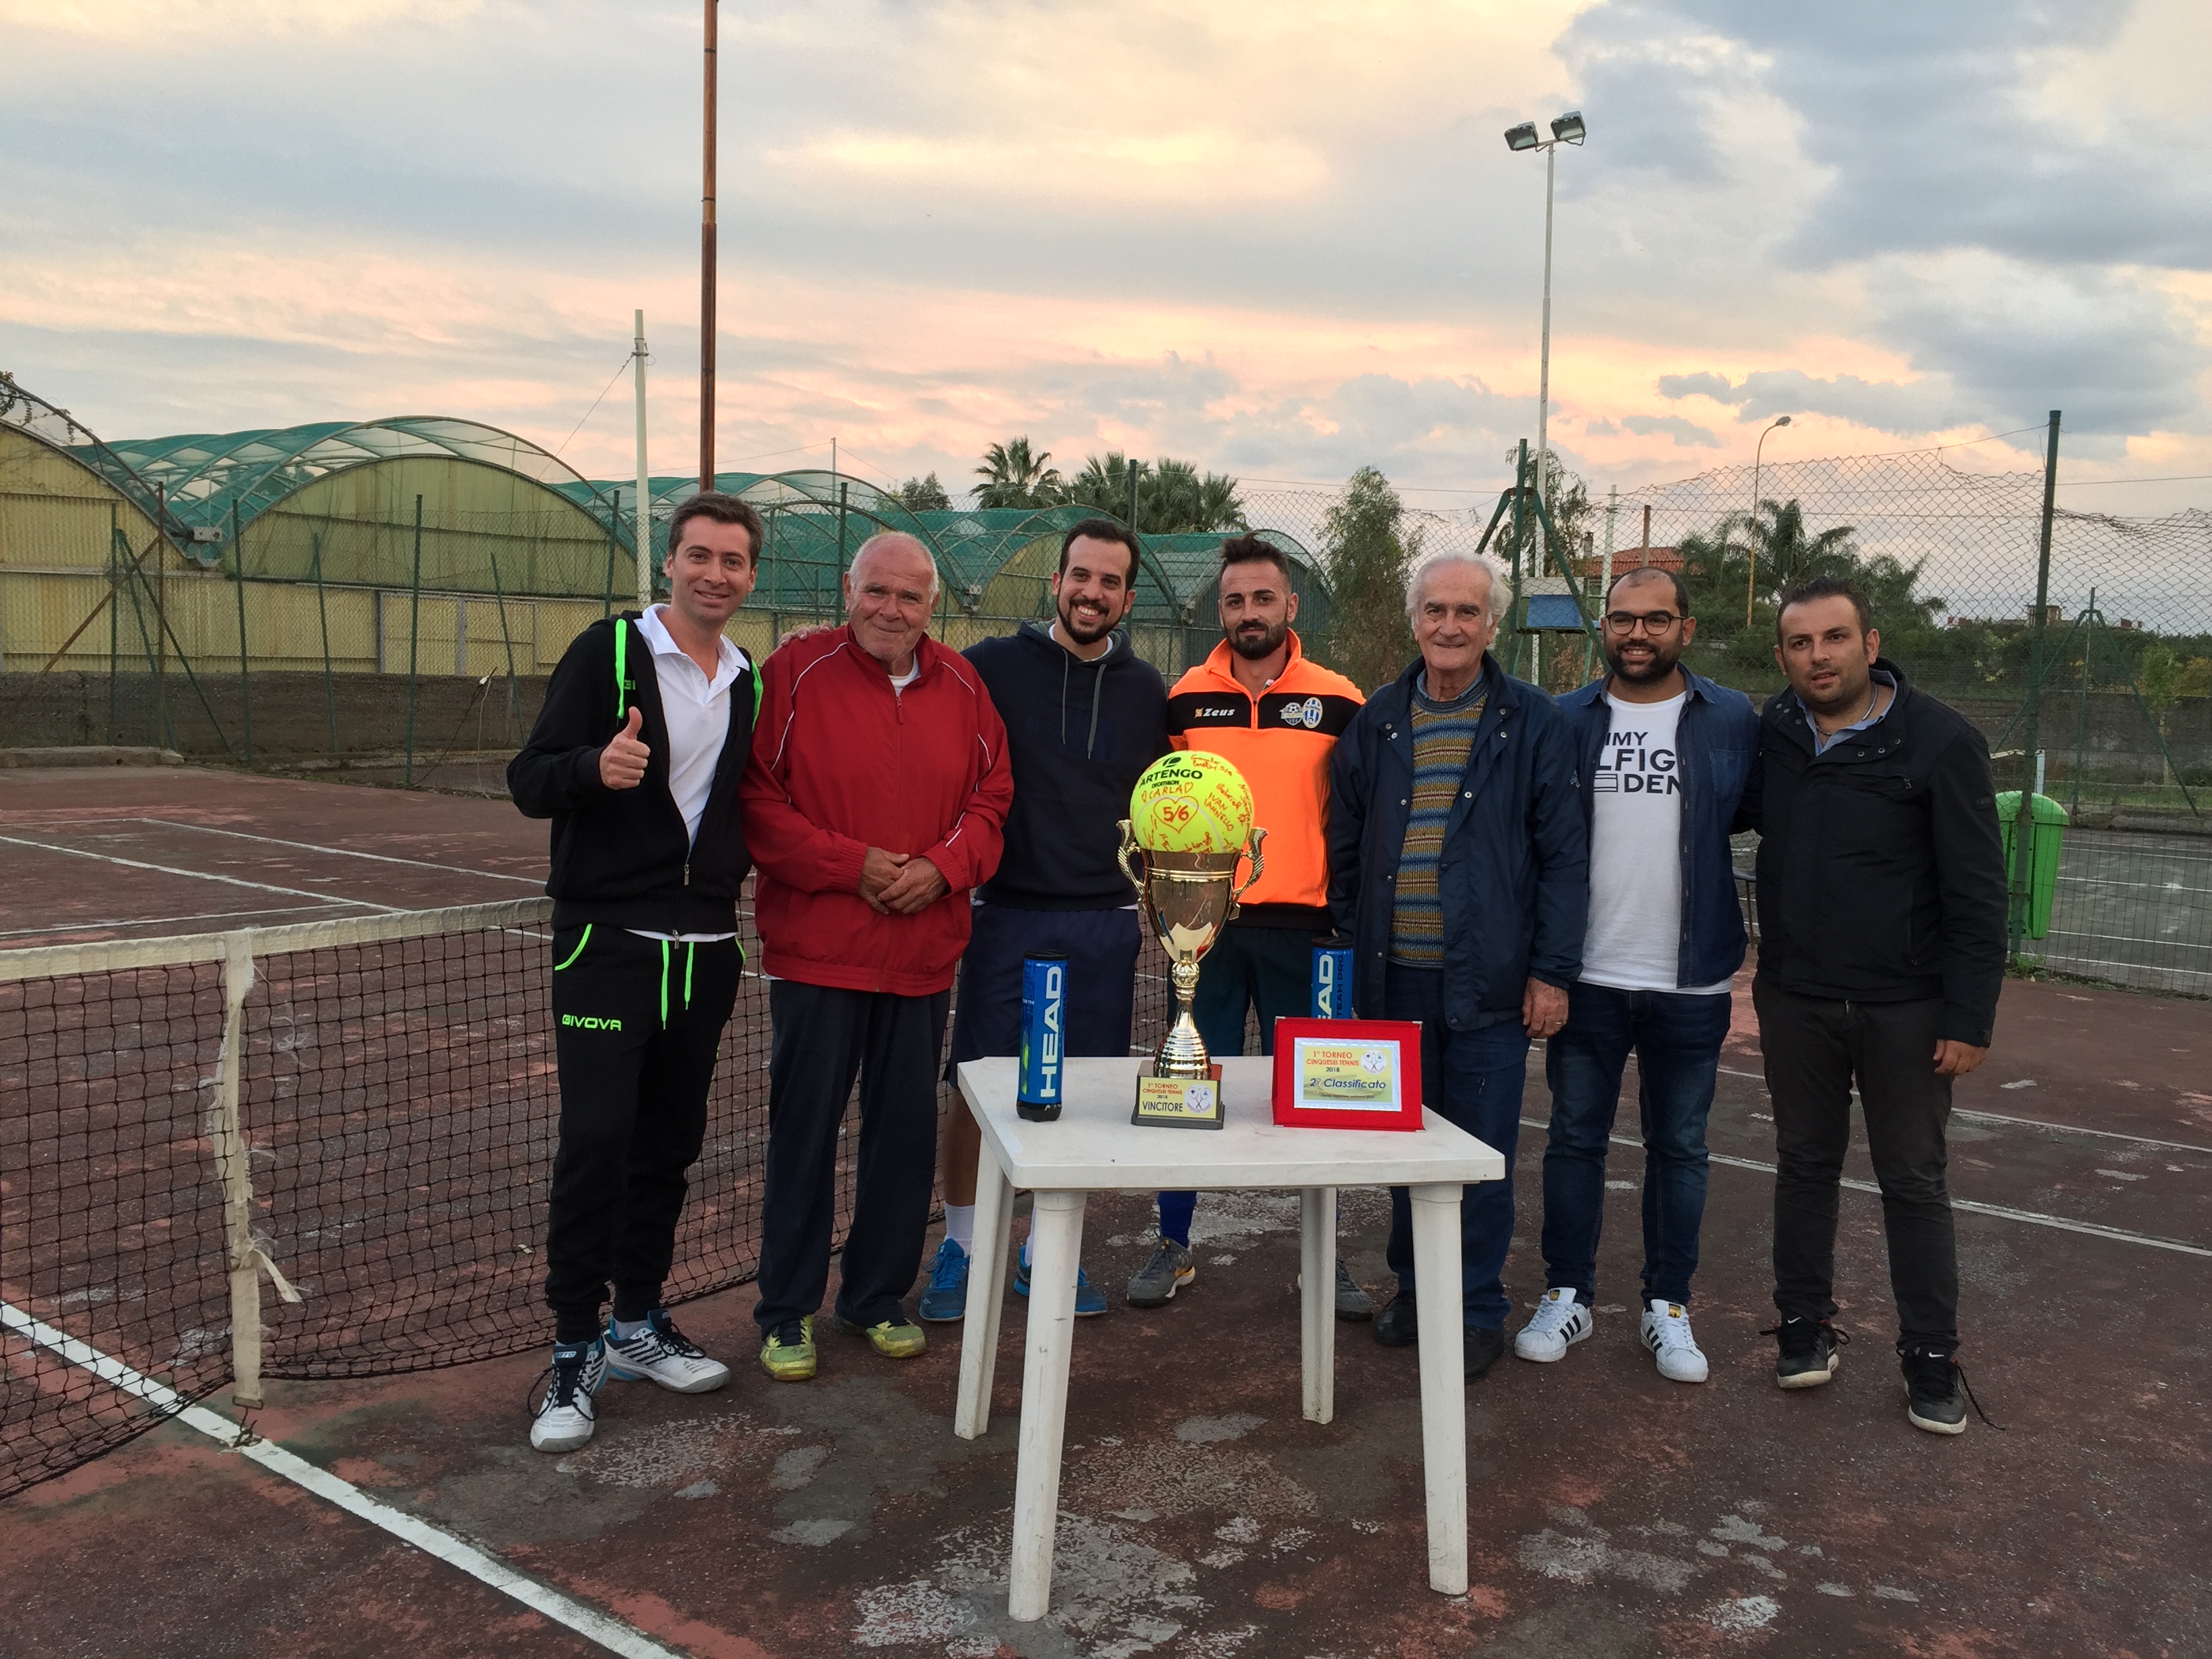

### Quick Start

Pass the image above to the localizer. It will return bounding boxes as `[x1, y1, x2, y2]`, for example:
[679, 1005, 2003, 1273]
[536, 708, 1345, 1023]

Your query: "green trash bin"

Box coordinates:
[1994, 791, 2068, 941]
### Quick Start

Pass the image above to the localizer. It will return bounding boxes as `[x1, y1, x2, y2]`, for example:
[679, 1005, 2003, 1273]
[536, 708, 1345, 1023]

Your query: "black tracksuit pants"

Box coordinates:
[754, 980, 951, 1335]
[1755, 979, 1959, 1352]
[544, 924, 742, 1344]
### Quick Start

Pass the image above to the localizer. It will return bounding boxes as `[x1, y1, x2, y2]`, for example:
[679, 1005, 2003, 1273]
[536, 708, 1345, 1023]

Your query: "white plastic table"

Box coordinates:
[951, 1054, 1506, 1621]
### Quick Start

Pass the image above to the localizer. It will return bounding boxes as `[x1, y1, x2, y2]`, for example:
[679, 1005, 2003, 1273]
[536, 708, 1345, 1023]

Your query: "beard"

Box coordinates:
[1057, 592, 1118, 644]
[1605, 637, 1682, 685]
[1229, 617, 1288, 660]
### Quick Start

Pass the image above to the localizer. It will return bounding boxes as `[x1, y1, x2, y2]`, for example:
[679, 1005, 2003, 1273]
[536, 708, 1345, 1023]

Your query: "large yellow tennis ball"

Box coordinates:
[1130, 751, 1254, 853]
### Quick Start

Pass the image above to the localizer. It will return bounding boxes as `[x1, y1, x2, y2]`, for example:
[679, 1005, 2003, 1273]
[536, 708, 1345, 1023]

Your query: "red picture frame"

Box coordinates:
[1270, 1018, 1425, 1132]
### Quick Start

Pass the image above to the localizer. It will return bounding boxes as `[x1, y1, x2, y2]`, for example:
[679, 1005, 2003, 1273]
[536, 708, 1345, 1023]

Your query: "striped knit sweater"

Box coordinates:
[1389, 672, 1488, 966]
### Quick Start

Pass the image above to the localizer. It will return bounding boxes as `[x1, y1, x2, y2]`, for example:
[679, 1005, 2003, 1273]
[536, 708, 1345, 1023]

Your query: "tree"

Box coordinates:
[974, 438, 1063, 509]
[895, 473, 951, 512]
[1060, 453, 1248, 533]
[1322, 466, 1420, 693]
[1490, 447, 1592, 581]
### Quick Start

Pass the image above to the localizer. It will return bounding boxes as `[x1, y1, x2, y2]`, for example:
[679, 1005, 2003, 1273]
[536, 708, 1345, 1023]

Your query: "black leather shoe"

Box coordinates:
[1374, 1291, 1418, 1347]
[1464, 1326, 1507, 1380]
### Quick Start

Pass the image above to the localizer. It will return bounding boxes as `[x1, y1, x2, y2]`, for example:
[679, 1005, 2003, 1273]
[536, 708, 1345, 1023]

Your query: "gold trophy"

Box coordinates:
[1117, 818, 1265, 1130]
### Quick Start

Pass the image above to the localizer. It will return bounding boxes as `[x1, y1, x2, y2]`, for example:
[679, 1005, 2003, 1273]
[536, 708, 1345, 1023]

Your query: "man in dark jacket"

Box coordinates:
[1746, 574, 2006, 1434]
[741, 533, 1013, 1383]
[1519, 567, 1759, 1385]
[507, 491, 764, 1452]
[1327, 550, 1587, 1379]
[922, 519, 1169, 1323]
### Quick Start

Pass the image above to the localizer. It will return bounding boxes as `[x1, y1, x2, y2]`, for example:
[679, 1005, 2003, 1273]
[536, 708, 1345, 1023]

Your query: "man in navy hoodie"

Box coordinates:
[920, 518, 1170, 1322]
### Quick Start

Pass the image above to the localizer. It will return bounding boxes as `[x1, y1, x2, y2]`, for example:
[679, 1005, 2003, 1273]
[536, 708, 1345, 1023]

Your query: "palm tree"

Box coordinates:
[1059, 453, 1247, 532]
[974, 438, 1063, 509]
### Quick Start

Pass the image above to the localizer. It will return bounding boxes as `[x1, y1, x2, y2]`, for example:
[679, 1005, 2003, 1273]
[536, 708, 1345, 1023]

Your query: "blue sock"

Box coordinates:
[1157, 1191, 1196, 1248]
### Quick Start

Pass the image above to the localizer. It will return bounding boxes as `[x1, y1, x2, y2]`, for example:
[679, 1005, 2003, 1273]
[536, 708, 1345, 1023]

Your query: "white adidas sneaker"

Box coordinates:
[1640, 1298, 1709, 1384]
[606, 1309, 731, 1394]
[1514, 1287, 1594, 1362]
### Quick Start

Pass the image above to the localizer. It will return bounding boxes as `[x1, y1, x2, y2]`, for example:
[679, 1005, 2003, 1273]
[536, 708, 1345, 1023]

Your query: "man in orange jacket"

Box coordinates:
[741, 533, 1013, 1382]
[1128, 535, 1373, 1316]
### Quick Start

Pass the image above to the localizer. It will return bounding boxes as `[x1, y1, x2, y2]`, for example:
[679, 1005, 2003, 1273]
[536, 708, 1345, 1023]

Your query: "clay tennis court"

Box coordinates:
[2, 763, 2207, 1658]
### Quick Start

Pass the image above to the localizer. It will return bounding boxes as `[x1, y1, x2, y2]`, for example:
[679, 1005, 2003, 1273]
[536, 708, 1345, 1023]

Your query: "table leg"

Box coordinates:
[1299, 1185, 1336, 1425]
[1007, 1188, 1086, 1622]
[954, 1150, 1015, 1441]
[1408, 1181, 1469, 1596]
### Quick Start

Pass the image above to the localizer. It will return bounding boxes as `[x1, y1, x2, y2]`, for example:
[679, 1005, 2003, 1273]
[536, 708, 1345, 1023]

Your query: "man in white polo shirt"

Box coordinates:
[1517, 566, 1760, 1383]
[508, 491, 764, 1451]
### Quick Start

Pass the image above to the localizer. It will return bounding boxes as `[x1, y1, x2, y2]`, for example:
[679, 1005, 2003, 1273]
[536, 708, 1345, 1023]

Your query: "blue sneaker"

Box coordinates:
[918, 1237, 970, 1322]
[1014, 1252, 1108, 1317]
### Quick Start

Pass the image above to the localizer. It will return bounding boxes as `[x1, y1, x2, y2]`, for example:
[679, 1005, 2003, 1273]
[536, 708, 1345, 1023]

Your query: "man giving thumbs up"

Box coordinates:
[508, 491, 764, 1454]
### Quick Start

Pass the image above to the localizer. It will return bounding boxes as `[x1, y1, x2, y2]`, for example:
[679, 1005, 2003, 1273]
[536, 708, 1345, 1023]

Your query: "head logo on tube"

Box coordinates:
[1018, 954, 1067, 1121]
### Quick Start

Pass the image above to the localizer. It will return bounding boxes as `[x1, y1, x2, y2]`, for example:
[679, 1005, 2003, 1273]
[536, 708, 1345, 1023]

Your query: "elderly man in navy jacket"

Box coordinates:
[1515, 566, 1759, 1386]
[1326, 549, 1587, 1379]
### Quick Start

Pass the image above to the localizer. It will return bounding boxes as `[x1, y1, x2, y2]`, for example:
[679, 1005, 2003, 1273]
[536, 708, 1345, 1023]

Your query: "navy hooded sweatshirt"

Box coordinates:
[963, 620, 1170, 909]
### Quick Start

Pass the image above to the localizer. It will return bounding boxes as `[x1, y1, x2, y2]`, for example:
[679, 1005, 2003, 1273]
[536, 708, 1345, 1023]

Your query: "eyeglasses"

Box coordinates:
[1603, 610, 1681, 634]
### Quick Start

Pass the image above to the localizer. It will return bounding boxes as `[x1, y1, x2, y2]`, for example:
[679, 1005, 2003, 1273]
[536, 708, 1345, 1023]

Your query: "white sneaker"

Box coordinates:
[1514, 1288, 1593, 1362]
[530, 1338, 606, 1453]
[1641, 1298, 1709, 1384]
[606, 1309, 731, 1394]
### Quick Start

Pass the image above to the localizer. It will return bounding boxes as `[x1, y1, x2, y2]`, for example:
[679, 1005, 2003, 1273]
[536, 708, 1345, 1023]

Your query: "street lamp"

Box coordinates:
[1503, 110, 1586, 518]
[1746, 413, 1792, 627]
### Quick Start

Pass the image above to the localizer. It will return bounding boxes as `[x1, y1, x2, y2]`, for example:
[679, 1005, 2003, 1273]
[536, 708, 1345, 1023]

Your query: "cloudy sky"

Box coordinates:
[5, 0, 2209, 509]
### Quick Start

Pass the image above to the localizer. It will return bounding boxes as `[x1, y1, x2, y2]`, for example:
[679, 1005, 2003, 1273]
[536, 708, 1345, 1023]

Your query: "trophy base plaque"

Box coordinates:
[1132, 1063, 1225, 1130]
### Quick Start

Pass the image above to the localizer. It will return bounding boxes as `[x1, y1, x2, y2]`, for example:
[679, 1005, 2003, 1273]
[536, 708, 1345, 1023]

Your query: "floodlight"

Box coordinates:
[1504, 121, 1540, 152]
[1551, 110, 1586, 144]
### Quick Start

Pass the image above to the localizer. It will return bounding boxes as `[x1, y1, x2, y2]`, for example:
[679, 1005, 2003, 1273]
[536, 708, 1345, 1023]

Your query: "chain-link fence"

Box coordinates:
[3, 440, 2206, 991]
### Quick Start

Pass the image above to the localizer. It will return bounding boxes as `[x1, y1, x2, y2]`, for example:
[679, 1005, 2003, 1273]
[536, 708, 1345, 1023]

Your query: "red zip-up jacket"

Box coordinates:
[741, 628, 1012, 995]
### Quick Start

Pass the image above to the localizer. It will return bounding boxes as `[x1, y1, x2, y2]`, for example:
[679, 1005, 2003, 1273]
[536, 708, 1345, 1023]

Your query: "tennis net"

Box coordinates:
[1, 893, 1178, 1499]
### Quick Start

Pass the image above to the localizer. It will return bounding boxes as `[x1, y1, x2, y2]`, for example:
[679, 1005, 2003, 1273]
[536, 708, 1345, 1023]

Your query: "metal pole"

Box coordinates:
[405, 493, 424, 786]
[699, 0, 718, 490]
[107, 501, 119, 743]
[1746, 417, 1788, 628]
[2070, 588, 2091, 816]
[1535, 141, 1555, 483]
[231, 500, 252, 764]
[312, 532, 337, 756]
[2009, 409, 2061, 963]
[154, 483, 168, 743]
[837, 481, 851, 615]
[634, 310, 653, 610]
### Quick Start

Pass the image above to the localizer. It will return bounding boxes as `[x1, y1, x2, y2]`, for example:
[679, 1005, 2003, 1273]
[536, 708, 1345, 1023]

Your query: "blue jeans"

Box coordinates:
[1382, 964, 1530, 1331]
[1540, 981, 1731, 1307]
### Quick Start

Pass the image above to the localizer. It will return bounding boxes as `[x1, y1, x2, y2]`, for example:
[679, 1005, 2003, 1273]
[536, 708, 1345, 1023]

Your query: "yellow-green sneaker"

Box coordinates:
[760, 1315, 816, 1382]
[832, 1312, 927, 1359]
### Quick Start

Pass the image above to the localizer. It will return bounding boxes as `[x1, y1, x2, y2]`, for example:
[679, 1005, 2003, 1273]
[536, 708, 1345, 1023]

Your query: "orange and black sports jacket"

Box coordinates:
[1166, 631, 1365, 929]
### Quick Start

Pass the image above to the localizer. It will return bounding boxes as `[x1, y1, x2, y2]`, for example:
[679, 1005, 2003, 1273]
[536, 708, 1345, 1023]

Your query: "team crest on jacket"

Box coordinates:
[1280, 696, 1324, 729]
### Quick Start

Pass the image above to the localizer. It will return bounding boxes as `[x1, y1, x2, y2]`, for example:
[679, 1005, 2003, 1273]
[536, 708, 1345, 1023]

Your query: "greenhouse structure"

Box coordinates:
[0, 374, 1328, 775]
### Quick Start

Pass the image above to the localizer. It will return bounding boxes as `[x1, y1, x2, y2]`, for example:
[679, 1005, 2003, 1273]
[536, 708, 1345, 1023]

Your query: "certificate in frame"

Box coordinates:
[1269, 1018, 1425, 1132]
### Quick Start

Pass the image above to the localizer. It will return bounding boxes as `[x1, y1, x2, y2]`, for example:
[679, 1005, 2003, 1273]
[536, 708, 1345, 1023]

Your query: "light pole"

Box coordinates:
[1504, 110, 1586, 516]
[1745, 413, 1791, 628]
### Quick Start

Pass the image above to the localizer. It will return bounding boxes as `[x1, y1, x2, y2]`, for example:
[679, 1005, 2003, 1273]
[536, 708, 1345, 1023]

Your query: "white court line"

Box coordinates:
[0, 1302, 684, 1659]
[1707, 1063, 2212, 1156]
[133, 819, 545, 886]
[1516, 1118, 2212, 1259]
[0, 834, 390, 912]
[0, 904, 352, 943]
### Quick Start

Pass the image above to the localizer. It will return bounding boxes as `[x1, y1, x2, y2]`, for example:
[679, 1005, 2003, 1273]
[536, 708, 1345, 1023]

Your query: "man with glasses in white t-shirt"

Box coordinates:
[1517, 567, 1759, 1382]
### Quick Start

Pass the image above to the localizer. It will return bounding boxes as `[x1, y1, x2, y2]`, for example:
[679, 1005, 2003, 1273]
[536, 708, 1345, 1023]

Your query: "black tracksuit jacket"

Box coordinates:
[508, 613, 756, 933]
[1742, 658, 2007, 1047]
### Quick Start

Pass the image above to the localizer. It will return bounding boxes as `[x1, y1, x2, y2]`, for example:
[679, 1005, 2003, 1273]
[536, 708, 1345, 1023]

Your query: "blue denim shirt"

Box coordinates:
[1557, 668, 1760, 988]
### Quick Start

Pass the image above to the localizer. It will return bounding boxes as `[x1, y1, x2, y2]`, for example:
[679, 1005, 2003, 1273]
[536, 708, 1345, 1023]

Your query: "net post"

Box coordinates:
[108, 503, 121, 744]
[214, 930, 266, 1408]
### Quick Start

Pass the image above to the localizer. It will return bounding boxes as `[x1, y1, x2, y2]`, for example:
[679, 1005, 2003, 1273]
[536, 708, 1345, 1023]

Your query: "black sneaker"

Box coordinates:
[1463, 1326, 1507, 1380]
[1901, 1345, 1970, 1435]
[1374, 1290, 1418, 1347]
[1765, 1316, 1847, 1389]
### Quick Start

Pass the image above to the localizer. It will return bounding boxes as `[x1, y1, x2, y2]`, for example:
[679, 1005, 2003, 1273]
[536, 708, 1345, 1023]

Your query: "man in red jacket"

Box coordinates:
[741, 532, 1012, 1382]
